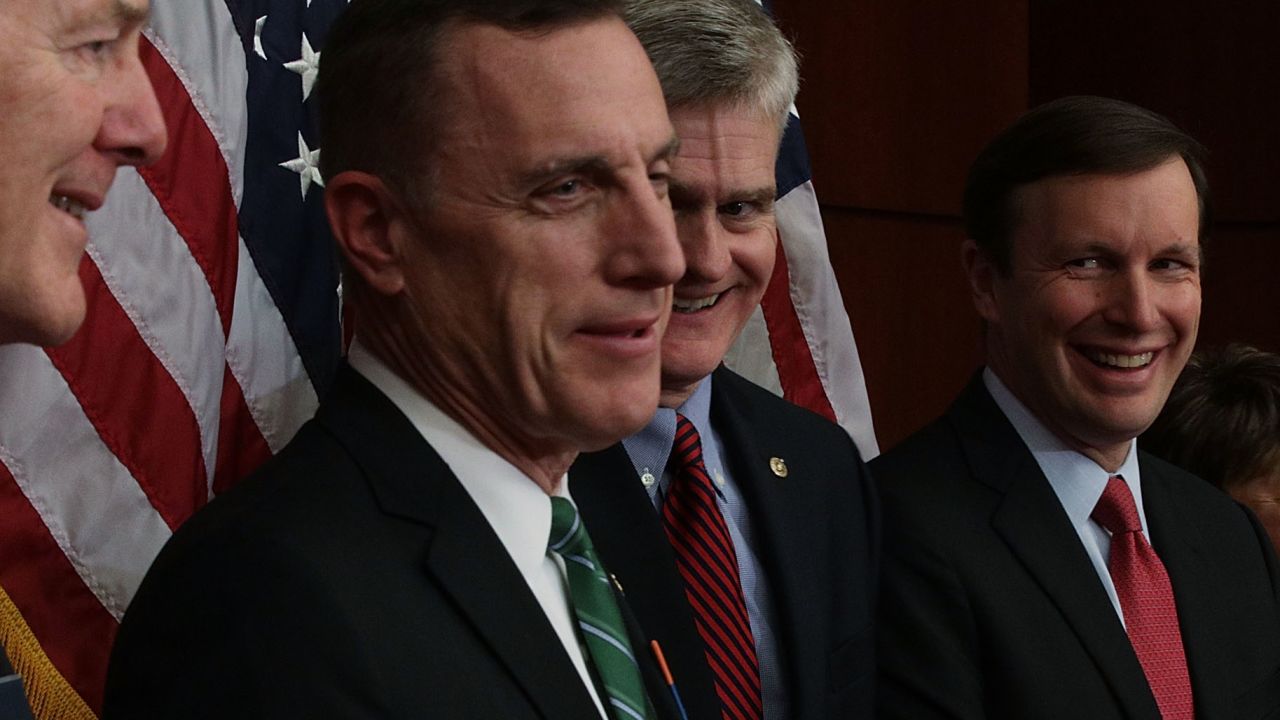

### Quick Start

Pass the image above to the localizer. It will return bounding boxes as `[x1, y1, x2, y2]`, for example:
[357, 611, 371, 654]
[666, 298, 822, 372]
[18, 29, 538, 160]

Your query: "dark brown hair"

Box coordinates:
[963, 95, 1210, 274]
[1143, 344, 1280, 489]
[316, 0, 624, 194]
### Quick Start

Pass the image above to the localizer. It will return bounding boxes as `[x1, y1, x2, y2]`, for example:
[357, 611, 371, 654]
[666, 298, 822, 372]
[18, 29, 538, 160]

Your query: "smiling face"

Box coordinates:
[0, 0, 166, 346]
[386, 17, 683, 476]
[660, 103, 780, 406]
[966, 157, 1202, 470]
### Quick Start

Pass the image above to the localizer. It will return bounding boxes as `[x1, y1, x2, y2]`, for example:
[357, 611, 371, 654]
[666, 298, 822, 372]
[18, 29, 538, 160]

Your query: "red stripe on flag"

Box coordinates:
[46, 261, 207, 529]
[138, 36, 275, 496]
[760, 236, 837, 422]
[0, 464, 119, 713]
[213, 367, 273, 495]
[137, 38, 240, 339]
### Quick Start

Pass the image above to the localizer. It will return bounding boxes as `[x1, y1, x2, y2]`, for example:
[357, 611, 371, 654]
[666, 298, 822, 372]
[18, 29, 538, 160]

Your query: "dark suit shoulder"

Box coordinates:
[712, 367, 865, 467]
[869, 413, 961, 484]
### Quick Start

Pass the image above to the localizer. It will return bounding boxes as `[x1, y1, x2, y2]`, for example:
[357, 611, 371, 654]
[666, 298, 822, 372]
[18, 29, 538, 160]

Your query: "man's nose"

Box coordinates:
[1103, 269, 1161, 333]
[675, 209, 732, 286]
[606, 181, 685, 289]
[95, 43, 169, 168]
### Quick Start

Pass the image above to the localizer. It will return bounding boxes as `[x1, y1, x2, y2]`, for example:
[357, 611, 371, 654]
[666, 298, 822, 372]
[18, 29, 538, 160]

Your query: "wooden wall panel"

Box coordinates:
[1199, 227, 1280, 353]
[825, 210, 982, 450]
[775, 1, 1029, 214]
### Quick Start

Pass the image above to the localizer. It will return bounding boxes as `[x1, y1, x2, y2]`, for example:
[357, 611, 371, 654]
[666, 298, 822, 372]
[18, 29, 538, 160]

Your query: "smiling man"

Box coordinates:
[0, 0, 166, 346]
[105, 1, 689, 718]
[872, 96, 1280, 720]
[571, 1, 878, 718]
[0, 0, 164, 715]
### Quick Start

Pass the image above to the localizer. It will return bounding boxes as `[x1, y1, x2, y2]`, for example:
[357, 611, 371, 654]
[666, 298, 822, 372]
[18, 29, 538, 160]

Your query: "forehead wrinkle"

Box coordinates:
[58, 0, 148, 31]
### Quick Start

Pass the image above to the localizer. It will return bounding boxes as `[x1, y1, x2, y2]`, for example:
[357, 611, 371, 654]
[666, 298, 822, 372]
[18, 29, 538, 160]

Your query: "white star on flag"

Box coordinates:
[283, 32, 320, 101]
[279, 132, 324, 200]
[253, 16, 267, 59]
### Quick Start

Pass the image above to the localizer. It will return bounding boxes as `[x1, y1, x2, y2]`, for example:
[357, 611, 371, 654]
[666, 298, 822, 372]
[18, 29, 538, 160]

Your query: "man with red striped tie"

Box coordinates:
[0, 0, 165, 715]
[572, 1, 879, 718]
[872, 96, 1280, 719]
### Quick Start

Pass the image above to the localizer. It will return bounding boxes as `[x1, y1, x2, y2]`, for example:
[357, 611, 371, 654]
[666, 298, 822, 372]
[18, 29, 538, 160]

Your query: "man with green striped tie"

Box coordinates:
[105, 1, 692, 717]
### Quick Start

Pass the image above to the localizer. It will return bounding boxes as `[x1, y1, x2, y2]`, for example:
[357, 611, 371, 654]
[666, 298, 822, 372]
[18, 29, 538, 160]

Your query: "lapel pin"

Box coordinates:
[769, 457, 788, 478]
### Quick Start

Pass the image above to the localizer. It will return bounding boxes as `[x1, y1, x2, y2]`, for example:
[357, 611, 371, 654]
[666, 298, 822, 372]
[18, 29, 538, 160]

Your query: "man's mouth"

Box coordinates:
[672, 292, 721, 314]
[1084, 349, 1154, 369]
[50, 194, 88, 221]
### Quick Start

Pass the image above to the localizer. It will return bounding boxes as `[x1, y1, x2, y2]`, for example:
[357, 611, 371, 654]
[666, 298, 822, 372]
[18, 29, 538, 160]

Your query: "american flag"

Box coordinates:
[0, 1, 874, 716]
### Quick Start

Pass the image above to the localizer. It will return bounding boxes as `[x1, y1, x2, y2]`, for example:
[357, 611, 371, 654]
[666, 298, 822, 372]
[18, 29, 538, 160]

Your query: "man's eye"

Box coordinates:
[80, 39, 115, 59]
[1066, 258, 1101, 269]
[1151, 258, 1192, 271]
[550, 180, 580, 197]
[720, 201, 750, 217]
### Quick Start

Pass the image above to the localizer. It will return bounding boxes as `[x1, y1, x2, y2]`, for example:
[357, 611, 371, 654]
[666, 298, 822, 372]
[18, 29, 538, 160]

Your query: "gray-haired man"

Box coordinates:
[571, 1, 878, 718]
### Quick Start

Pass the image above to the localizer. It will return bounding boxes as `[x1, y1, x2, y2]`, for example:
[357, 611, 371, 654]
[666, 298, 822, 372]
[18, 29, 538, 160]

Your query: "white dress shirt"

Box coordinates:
[349, 341, 607, 719]
[984, 368, 1150, 627]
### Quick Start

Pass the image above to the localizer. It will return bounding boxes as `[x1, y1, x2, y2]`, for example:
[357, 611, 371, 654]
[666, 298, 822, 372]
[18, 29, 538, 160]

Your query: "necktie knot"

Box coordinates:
[1092, 475, 1143, 535]
[548, 496, 590, 557]
[671, 413, 705, 473]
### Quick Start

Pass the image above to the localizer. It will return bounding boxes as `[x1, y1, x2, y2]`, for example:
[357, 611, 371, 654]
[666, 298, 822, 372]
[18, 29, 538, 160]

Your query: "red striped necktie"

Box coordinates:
[1092, 475, 1195, 719]
[661, 413, 763, 720]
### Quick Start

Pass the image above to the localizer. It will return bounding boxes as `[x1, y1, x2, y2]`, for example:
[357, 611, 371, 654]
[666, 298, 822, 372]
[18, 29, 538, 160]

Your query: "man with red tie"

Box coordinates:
[872, 96, 1280, 719]
[571, 1, 878, 718]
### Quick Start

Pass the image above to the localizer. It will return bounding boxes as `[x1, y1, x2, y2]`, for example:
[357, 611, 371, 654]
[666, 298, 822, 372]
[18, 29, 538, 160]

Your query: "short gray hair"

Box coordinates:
[625, 0, 799, 133]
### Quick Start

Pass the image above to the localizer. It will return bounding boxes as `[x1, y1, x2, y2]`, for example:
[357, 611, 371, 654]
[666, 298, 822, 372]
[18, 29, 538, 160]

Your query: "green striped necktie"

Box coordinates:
[548, 496, 654, 720]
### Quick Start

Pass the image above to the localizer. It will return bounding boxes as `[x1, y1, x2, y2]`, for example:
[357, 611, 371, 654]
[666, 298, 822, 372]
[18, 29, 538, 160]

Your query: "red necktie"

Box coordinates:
[662, 413, 763, 720]
[1092, 475, 1195, 719]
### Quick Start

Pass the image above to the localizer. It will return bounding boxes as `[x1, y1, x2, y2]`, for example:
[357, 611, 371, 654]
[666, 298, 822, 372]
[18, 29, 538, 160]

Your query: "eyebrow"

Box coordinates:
[669, 182, 777, 208]
[1076, 240, 1203, 262]
[113, 0, 150, 25]
[518, 134, 682, 189]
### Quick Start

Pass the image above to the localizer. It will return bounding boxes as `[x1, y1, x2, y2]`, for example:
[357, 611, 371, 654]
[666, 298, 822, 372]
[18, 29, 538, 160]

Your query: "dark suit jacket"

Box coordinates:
[103, 365, 680, 720]
[871, 374, 1280, 720]
[570, 367, 879, 720]
[0, 647, 33, 720]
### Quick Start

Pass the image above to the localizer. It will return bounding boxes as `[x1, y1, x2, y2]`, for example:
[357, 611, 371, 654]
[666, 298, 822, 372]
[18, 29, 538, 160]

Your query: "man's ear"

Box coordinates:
[961, 238, 1001, 324]
[324, 171, 410, 296]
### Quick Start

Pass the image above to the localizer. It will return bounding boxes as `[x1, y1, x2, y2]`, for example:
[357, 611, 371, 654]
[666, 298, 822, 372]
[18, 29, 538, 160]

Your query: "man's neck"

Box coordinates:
[350, 334, 573, 493]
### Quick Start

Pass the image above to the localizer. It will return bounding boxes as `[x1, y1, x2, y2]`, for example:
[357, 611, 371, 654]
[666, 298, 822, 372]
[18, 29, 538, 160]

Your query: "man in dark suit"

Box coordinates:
[872, 96, 1280, 719]
[571, 2, 878, 718]
[103, 0, 689, 717]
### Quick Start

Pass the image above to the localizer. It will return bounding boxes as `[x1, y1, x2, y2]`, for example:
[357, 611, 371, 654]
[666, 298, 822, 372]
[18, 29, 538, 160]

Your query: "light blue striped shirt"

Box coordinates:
[622, 376, 789, 719]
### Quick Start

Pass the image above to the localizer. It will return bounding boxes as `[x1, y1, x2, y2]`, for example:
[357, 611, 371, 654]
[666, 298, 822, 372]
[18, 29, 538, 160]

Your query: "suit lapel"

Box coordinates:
[1141, 459, 1227, 719]
[572, 444, 723, 720]
[709, 368, 827, 718]
[318, 365, 603, 720]
[950, 377, 1161, 719]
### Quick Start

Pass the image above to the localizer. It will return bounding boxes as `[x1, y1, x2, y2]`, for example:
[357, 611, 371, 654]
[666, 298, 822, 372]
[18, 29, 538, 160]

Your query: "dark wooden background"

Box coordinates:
[772, 0, 1280, 453]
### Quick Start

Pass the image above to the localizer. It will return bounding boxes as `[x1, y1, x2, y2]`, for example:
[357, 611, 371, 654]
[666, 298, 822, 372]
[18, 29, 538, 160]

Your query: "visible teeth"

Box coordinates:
[1088, 351, 1153, 368]
[49, 195, 87, 220]
[672, 293, 720, 314]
